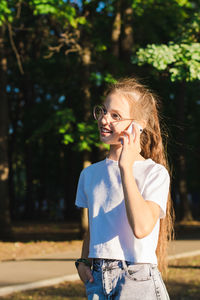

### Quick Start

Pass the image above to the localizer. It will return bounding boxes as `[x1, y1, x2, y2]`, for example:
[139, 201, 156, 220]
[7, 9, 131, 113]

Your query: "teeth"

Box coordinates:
[102, 128, 112, 133]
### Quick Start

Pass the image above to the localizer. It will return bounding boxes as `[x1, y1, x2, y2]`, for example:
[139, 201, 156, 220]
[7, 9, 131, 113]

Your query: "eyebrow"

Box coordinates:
[102, 105, 122, 115]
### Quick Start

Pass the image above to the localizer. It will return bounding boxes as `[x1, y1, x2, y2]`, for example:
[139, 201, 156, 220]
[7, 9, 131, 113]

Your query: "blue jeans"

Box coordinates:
[85, 259, 170, 300]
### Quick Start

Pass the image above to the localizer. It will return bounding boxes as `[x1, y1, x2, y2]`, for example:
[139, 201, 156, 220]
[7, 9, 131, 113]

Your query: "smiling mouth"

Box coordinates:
[100, 127, 113, 134]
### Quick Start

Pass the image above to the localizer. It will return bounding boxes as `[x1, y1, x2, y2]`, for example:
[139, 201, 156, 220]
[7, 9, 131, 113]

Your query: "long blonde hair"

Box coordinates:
[106, 77, 175, 272]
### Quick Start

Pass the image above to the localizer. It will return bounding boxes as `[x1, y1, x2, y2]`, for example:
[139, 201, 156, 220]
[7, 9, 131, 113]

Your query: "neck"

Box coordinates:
[108, 144, 145, 162]
[108, 144, 122, 161]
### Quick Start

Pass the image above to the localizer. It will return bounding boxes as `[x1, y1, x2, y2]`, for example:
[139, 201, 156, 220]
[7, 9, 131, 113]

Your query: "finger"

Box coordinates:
[78, 271, 88, 283]
[123, 130, 133, 144]
[131, 125, 136, 142]
[132, 125, 142, 151]
[120, 134, 128, 146]
[133, 123, 142, 142]
[85, 268, 94, 283]
[119, 134, 127, 145]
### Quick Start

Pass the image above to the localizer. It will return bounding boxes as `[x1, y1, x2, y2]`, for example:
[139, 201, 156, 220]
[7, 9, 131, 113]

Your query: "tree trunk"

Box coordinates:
[80, 151, 91, 235]
[38, 137, 47, 218]
[121, 3, 133, 64]
[111, 0, 121, 59]
[0, 25, 12, 238]
[79, 42, 92, 236]
[8, 89, 22, 219]
[176, 81, 193, 221]
[22, 74, 35, 219]
[8, 121, 16, 220]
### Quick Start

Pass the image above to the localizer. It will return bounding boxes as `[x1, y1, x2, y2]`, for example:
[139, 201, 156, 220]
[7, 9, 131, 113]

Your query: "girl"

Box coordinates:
[75, 77, 174, 300]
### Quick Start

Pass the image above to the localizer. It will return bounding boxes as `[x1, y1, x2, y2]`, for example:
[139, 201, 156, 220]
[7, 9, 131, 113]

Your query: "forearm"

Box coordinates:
[81, 230, 92, 265]
[120, 166, 159, 239]
[78, 229, 94, 283]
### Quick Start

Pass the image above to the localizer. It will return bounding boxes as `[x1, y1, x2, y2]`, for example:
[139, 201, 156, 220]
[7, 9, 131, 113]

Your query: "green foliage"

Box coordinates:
[27, 108, 75, 143]
[0, 0, 87, 28]
[180, 12, 200, 43]
[133, 43, 200, 81]
[105, 73, 117, 84]
[1, 0, 199, 220]
[131, 0, 192, 17]
[95, 43, 107, 52]
[60, 120, 109, 152]
[131, 0, 155, 16]
[0, 0, 13, 25]
[90, 72, 117, 87]
[30, 0, 86, 28]
[76, 122, 98, 151]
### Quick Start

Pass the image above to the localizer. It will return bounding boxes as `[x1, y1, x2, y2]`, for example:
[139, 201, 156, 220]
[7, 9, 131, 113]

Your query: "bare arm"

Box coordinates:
[119, 128, 160, 239]
[77, 212, 94, 283]
[81, 229, 92, 264]
[120, 166, 160, 239]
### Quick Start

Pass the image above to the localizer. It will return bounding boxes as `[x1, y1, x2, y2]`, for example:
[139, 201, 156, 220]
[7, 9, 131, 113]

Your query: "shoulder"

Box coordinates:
[150, 160, 169, 177]
[145, 159, 170, 185]
[135, 159, 169, 181]
[80, 159, 106, 176]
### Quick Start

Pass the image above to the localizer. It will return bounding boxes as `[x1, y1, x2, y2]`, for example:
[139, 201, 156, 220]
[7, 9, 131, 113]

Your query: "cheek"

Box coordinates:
[113, 123, 128, 134]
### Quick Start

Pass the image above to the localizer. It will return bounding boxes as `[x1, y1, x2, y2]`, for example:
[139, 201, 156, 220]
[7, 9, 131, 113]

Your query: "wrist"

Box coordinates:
[75, 258, 92, 270]
[119, 164, 133, 175]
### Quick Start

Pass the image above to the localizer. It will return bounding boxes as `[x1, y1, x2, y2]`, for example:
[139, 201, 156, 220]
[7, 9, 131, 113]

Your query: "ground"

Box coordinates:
[1, 255, 200, 299]
[0, 221, 200, 299]
[0, 222, 82, 262]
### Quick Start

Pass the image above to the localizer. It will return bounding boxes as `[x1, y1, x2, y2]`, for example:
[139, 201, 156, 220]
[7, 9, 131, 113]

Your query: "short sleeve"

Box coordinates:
[142, 165, 170, 219]
[75, 170, 88, 208]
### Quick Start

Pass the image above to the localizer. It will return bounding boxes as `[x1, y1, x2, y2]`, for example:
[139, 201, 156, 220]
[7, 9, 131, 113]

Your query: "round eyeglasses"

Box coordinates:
[93, 105, 135, 123]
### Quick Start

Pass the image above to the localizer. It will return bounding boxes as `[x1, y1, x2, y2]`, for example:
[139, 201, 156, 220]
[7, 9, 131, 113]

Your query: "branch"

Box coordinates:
[16, 1, 22, 19]
[7, 23, 24, 75]
[44, 29, 81, 59]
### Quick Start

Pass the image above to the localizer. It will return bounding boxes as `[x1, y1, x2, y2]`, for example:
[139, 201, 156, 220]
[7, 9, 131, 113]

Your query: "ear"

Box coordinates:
[140, 119, 147, 130]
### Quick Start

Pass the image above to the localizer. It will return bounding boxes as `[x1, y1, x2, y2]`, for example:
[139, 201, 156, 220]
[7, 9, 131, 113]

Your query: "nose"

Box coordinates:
[100, 113, 110, 124]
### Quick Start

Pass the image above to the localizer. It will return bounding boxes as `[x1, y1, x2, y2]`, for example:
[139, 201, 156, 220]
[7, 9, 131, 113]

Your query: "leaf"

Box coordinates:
[0, 0, 13, 25]
[134, 42, 200, 82]
[63, 134, 74, 144]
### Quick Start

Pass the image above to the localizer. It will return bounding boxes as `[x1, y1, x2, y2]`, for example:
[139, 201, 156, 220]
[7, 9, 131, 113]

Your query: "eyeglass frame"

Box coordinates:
[93, 105, 136, 123]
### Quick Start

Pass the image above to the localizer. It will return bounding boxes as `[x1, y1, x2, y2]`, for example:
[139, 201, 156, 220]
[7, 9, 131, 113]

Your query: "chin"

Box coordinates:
[100, 137, 110, 144]
[100, 137, 121, 146]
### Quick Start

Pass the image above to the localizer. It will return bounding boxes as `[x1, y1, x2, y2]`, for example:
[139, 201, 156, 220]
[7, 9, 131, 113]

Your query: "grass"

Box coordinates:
[0, 240, 82, 261]
[166, 255, 200, 299]
[0, 222, 82, 262]
[0, 221, 200, 299]
[1, 255, 200, 300]
[7, 221, 81, 242]
[1, 281, 86, 300]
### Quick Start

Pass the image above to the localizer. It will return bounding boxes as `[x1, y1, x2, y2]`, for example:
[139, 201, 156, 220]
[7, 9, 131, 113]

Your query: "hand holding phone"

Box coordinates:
[127, 122, 143, 139]
[121, 122, 143, 144]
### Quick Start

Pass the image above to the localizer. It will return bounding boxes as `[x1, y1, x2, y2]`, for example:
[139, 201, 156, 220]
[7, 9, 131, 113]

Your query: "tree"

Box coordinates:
[0, 0, 199, 225]
[133, 11, 200, 220]
[0, 1, 14, 238]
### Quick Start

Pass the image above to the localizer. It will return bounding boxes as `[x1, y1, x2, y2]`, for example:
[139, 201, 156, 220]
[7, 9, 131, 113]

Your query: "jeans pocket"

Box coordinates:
[126, 264, 151, 281]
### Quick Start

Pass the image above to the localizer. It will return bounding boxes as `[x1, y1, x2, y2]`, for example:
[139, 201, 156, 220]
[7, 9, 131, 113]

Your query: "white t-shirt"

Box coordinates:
[75, 158, 170, 265]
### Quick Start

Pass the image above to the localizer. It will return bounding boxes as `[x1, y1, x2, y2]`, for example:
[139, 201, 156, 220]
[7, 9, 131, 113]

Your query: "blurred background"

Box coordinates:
[0, 0, 200, 239]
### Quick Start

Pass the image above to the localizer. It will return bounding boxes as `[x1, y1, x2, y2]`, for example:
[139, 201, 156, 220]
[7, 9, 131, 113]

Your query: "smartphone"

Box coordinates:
[121, 122, 143, 144]
[127, 122, 143, 139]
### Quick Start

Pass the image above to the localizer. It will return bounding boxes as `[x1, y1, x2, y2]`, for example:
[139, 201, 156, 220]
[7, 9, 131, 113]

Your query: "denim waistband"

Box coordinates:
[92, 259, 157, 272]
[93, 259, 141, 271]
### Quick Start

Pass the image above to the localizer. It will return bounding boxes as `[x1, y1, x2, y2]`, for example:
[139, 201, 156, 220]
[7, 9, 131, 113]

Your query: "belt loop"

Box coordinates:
[122, 260, 128, 271]
[149, 264, 156, 276]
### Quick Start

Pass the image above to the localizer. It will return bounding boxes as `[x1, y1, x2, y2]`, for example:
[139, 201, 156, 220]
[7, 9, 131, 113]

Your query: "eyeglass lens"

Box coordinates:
[94, 106, 104, 120]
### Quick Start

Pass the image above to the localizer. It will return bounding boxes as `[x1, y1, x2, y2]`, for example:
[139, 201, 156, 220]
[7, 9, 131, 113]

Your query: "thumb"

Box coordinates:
[86, 268, 94, 283]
